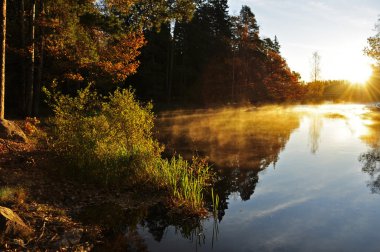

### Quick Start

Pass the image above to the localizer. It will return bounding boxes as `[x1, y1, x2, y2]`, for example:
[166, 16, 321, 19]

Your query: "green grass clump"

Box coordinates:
[154, 156, 211, 213]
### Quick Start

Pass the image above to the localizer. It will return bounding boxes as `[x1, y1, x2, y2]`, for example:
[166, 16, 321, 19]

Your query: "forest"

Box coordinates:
[0, 0, 301, 116]
[2, 0, 379, 118]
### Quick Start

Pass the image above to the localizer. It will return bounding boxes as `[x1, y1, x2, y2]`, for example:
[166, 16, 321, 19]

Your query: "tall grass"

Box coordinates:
[211, 188, 219, 217]
[152, 156, 211, 213]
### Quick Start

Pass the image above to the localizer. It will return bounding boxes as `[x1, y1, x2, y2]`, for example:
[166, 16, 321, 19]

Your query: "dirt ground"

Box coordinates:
[0, 123, 162, 251]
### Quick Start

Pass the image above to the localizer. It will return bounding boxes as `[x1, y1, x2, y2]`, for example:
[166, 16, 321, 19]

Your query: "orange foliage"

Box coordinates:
[24, 117, 40, 135]
[42, 0, 147, 84]
[263, 51, 303, 101]
[94, 33, 145, 82]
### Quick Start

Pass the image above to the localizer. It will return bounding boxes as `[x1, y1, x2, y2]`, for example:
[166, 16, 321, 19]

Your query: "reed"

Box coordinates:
[155, 156, 211, 213]
[211, 188, 219, 217]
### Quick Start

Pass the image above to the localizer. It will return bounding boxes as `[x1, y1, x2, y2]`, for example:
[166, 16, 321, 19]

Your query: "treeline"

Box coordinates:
[304, 79, 380, 103]
[4, 0, 195, 116]
[3, 1, 380, 118]
[130, 1, 304, 105]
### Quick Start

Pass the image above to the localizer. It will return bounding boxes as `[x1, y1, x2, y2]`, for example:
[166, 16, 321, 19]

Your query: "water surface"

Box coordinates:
[95, 104, 380, 251]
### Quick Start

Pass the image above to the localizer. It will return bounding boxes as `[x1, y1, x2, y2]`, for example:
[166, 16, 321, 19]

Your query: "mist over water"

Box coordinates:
[139, 104, 380, 251]
[87, 104, 380, 251]
[156, 104, 373, 169]
[157, 105, 301, 169]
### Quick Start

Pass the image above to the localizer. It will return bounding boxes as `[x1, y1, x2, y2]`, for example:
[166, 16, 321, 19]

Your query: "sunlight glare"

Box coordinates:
[343, 63, 372, 85]
[294, 104, 371, 139]
[346, 114, 370, 138]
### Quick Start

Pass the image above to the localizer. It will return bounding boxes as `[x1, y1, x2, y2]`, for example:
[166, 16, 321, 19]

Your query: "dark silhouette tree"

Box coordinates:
[0, 0, 5, 120]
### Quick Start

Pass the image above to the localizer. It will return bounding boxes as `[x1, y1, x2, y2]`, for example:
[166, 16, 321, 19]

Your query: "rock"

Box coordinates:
[0, 206, 33, 241]
[0, 119, 28, 143]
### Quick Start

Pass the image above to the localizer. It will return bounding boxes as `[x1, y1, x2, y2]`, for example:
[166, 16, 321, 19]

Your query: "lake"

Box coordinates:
[96, 104, 380, 251]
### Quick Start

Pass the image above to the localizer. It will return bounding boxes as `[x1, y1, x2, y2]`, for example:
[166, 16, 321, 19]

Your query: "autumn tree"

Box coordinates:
[133, 3, 303, 104]
[262, 50, 303, 102]
[365, 19, 380, 62]
[4, 0, 196, 115]
[42, 0, 144, 87]
[230, 5, 302, 103]
[365, 18, 380, 100]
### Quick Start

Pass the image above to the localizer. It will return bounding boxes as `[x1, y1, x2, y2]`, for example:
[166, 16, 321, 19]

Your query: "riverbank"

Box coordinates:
[0, 132, 166, 251]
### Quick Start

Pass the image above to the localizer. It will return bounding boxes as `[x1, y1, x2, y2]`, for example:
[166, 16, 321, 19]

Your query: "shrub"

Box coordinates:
[45, 84, 163, 186]
[45, 84, 213, 214]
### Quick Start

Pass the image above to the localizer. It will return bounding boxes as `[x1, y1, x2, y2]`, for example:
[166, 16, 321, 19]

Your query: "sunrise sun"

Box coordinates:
[344, 64, 373, 84]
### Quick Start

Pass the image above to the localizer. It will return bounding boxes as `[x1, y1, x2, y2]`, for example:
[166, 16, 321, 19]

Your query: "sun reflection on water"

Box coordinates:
[294, 104, 372, 139]
[149, 104, 380, 252]
[157, 103, 378, 169]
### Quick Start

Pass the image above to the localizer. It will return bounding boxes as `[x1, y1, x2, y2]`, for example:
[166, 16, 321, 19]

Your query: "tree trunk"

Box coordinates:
[167, 38, 174, 103]
[20, 0, 26, 112]
[0, 0, 6, 120]
[33, 1, 44, 116]
[26, 0, 35, 116]
[33, 38, 43, 116]
[232, 51, 235, 102]
[166, 21, 175, 104]
[166, 38, 174, 104]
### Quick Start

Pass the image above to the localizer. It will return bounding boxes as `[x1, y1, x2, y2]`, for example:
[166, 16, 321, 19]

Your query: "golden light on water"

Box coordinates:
[157, 104, 378, 169]
[295, 104, 372, 139]
[346, 113, 371, 138]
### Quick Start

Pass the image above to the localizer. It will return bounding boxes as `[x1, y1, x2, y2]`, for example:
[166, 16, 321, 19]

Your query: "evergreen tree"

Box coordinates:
[231, 5, 265, 102]
[174, 0, 232, 104]
[231, 5, 302, 103]
[129, 24, 171, 103]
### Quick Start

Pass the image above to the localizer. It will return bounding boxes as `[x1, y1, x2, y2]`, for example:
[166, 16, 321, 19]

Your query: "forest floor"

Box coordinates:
[0, 121, 164, 251]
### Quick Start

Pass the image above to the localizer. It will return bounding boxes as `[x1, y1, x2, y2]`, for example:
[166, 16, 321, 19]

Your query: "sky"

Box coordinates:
[228, 0, 380, 82]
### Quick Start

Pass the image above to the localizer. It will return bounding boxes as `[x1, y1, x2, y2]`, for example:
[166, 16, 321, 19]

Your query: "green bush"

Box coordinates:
[45, 84, 213, 214]
[45, 84, 163, 186]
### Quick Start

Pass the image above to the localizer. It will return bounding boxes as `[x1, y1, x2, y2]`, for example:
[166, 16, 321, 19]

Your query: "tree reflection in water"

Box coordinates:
[360, 150, 380, 193]
[80, 105, 380, 250]
[359, 112, 380, 193]
[157, 106, 300, 170]
[156, 106, 302, 221]
[308, 114, 323, 154]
